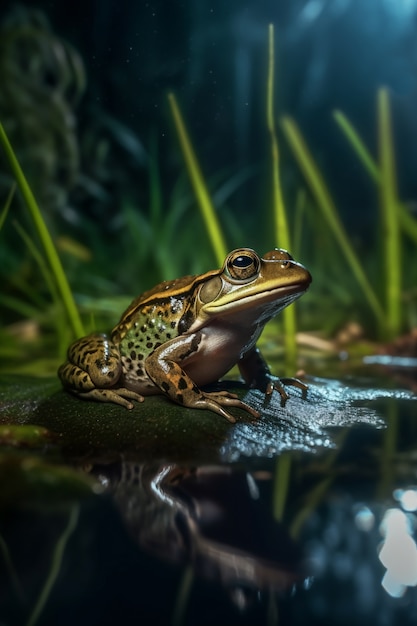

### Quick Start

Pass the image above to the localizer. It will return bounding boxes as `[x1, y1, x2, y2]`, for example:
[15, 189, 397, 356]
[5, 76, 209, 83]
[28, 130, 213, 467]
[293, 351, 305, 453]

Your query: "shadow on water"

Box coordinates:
[0, 372, 416, 625]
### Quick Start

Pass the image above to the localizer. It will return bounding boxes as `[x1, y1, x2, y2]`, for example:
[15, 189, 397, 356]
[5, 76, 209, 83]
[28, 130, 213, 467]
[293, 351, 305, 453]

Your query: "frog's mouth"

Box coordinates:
[206, 279, 311, 315]
[187, 280, 310, 334]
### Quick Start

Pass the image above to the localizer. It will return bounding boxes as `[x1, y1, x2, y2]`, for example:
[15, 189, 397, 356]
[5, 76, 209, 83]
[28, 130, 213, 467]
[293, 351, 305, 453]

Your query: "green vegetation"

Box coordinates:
[0, 122, 84, 340]
[0, 24, 416, 378]
[168, 93, 227, 266]
[267, 24, 298, 372]
[281, 116, 386, 332]
[0, 9, 85, 216]
[0, 16, 415, 626]
[283, 88, 417, 341]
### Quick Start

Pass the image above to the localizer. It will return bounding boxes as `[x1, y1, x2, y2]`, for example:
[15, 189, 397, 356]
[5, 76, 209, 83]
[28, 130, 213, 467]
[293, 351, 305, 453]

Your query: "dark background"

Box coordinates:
[2, 0, 417, 236]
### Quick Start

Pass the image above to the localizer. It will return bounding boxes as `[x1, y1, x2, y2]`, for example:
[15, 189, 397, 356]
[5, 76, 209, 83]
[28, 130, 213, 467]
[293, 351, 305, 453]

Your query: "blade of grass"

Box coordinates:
[273, 452, 291, 522]
[148, 131, 162, 229]
[0, 122, 84, 338]
[281, 115, 386, 331]
[1, 267, 51, 311]
[333, 110, 380, 182]
[267, 25, 290, 248]
[0, 184, 16, 231]
[399, 207, 417, 243]
[378, 88, 401, 339]
[290, 430, 347, 539]
[334, 109, 417, 246]
[14, 222, 59, 308]
[292, 188, 307, 259]
[172, 565, 194, 626]
[267, 24, 297, 371]
[0, 294, 46, 320]
[26, 505, 79, 626]
[168, 93, 227, 266]
[0, 531, 24, 603]
[267, 27, 297, 520]
[13, 221, 68, 354]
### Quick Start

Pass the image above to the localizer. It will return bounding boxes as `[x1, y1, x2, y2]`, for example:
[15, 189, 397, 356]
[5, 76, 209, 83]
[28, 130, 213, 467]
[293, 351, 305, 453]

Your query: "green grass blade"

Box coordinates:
[0, 122, 84, 338]
[333, 110, 380, 182]
[334, 109, 417, 247]
[168, 93, 227, 266]
[399, 206, 417, 244]
[267, 25, 290, 249]
[0, 531, 24, 602]
[292, 188, 307, 258]
[0, 184, 16, 232]
[148, 131, 162, 228]
[378, 88, 401, 339]
[281, 115, 386, 330]
[267, 24, 296, 370]
[273, 452, 291, 522]
[13, 222, 59, 309]
[0, 294, 44, 320]
[172, 565, 194, 626]
[26, 505, 79, 626]
[13, 221, 68, 353]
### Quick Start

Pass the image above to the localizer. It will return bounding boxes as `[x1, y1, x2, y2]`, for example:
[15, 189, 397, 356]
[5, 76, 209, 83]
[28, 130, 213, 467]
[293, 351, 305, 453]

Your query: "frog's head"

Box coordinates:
[186, 248, 312, 331]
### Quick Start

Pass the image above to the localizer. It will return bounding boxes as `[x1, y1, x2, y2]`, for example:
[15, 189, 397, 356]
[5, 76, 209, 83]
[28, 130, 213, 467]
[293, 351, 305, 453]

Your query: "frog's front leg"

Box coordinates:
[238, 347, 308, 406]
[144, 333, 259, 423]
[58, 333, 144, 409]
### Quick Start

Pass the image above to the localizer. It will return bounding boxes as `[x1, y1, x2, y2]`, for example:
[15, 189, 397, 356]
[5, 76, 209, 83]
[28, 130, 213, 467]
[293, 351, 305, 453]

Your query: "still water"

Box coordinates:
[1, 374, 417, 625]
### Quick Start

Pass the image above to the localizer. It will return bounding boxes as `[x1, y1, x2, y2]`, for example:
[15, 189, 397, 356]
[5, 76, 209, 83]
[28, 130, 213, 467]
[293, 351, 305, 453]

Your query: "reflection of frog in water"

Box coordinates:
[59, 248, 311, 421]
[91, 462, 302, 602]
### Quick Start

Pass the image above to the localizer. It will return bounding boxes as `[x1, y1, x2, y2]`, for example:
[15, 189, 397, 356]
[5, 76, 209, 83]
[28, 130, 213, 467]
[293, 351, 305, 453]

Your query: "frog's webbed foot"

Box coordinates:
[195, 390, 260, 424]
[239, 348, 308, 407]
[70, 387, 145, 410]
[265, 376, 308, 406]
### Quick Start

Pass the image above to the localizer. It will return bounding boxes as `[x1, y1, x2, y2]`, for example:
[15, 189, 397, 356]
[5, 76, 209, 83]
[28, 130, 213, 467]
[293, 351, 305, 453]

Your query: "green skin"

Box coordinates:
[58, 248, 312, 422]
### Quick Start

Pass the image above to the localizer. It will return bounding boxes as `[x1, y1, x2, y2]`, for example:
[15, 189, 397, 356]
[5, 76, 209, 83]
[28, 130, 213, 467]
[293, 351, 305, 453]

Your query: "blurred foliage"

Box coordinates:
[0, 6, 85, 213]
[0, 10, 416, 379]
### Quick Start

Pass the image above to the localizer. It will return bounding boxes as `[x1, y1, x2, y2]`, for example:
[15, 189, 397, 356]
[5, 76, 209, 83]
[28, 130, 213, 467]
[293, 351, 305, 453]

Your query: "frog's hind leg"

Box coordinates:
[59, 362, 144, 409]
[58, 333, 144, 409]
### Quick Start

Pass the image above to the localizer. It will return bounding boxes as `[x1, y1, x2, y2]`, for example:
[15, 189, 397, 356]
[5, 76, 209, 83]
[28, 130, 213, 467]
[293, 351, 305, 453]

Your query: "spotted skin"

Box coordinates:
[58, 248, 312, 421]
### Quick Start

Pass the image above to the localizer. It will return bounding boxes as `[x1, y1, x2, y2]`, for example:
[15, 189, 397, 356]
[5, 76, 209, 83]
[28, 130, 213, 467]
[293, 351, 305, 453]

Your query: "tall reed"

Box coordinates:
[0, 122, 84, 339]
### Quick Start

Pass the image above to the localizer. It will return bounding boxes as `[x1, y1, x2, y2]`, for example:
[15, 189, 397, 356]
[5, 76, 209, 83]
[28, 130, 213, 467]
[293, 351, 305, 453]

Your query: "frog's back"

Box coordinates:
[119, 269, 221, 319]
[140, 275, 197, 303]
[120, 275, 196, 319]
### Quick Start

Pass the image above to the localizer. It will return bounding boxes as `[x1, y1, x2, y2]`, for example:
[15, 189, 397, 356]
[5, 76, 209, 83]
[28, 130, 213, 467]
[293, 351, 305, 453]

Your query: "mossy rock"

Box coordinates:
[0, 374, 342, 465]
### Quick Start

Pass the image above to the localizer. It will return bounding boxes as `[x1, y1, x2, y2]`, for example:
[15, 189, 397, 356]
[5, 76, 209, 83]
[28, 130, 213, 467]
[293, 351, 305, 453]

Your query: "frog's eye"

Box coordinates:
[226, 249, 260, 281]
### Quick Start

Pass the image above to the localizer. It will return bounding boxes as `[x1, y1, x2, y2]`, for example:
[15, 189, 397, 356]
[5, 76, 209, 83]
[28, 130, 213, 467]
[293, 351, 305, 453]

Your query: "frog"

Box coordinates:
[58, 248, 311, 422]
